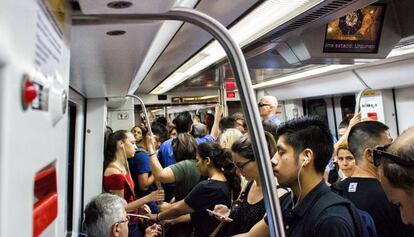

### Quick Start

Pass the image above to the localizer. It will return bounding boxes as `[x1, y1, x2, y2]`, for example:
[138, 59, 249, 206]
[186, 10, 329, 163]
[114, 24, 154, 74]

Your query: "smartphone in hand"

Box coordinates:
[206, 209, 233, 222]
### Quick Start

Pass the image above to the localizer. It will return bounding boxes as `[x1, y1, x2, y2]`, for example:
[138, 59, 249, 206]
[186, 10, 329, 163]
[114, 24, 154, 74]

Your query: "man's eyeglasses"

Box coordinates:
[258, 103, 271, 108]
[115, 215, 130, 225]
[373, 144, 414, 167]
[234, 160, 254, 170]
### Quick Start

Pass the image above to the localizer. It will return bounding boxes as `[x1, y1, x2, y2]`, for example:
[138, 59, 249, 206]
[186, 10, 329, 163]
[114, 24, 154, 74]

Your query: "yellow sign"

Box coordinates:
[362, 90, 376, 97]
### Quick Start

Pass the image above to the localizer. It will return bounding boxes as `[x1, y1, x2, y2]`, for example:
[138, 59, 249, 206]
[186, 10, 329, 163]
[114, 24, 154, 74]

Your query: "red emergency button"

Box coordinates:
[21, 75, 38, 110]
[24, 81, 38, 104]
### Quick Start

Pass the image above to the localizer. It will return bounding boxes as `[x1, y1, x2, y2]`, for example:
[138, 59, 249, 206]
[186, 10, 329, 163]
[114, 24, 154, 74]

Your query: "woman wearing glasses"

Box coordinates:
[375, 126, 414, 226]
[151, 141, 241, 237]
[104, 130, 165, 237]
[212, 133, 280, 235]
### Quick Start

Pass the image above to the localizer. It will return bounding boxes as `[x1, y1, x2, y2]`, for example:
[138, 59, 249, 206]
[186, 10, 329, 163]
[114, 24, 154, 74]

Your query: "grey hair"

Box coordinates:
[261, 95, 278, 107]
[83, 193, 127, 237]
[192, 123, 207, 138]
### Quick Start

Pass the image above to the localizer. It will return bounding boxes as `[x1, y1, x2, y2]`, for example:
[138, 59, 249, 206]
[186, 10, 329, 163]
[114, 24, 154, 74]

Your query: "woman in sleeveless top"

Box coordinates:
[103, 130, 164, 237]
[213, 132, 282, 235]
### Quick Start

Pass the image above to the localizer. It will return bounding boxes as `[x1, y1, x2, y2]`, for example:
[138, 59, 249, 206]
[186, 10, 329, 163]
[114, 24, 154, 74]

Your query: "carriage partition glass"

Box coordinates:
[373, 144, 414, 167]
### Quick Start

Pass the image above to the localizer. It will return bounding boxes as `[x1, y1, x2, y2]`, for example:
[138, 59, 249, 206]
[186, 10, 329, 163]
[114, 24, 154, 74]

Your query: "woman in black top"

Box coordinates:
[214, 133, 278, 235]
[152, 142, 241, 237]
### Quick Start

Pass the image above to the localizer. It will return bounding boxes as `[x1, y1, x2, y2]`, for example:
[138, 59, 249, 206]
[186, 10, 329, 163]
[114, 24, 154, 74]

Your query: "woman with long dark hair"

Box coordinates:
[149, 141, 241, 237]
[103, 130, 164, 237]
[213, 132, 281, 235]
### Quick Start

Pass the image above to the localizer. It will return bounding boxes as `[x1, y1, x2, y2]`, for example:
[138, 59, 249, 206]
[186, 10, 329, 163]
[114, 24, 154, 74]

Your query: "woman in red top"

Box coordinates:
[104, 130, 164, 237]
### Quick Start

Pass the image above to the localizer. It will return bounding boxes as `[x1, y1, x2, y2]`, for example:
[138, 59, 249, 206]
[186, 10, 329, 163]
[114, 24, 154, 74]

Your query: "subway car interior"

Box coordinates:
[1, 0, 414, 236]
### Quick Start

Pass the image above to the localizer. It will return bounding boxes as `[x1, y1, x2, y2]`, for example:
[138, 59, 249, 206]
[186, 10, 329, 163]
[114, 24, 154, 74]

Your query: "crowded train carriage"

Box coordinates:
[2, 0, 414, 236]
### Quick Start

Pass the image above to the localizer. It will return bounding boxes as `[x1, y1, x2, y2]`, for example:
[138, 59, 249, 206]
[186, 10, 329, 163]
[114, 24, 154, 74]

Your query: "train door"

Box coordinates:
[66, 89, 86, 236]
[302, 98, 337, 138]
[333, 95, 356, 139]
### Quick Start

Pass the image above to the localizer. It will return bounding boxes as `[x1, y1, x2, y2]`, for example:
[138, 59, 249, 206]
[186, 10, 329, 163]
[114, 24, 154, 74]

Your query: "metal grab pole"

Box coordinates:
[352, 69, 371, 114]
[74, 8, 285, 237]
[126, 94, 152, 135]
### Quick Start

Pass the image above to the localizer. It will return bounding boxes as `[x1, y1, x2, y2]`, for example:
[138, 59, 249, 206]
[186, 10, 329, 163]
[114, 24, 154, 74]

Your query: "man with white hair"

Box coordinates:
[83, 193, 130, 237]
[258, 95, 282, 126]
[83, 193, 161, 237]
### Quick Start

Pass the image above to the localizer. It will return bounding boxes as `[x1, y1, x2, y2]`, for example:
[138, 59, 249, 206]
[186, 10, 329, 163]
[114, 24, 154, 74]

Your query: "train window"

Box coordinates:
[340, 95, 356, 119]
[303, 98, 328, 124]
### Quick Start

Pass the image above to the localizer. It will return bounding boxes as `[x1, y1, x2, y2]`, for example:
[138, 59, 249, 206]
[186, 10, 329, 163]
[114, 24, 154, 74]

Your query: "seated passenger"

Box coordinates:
[336, 142, 356, 179]
[152, 142, 241, 237]
[376, 126, 414, 226]
[83, 193, 161, 237]
[332, 121, 414, 237]
[235, 116, 358, 237]
[103, 130, 164, 237]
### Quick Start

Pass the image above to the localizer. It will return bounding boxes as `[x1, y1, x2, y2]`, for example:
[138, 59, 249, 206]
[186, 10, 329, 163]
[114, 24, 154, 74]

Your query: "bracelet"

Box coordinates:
[156, 213, 161, 222]
[149, 152, 156, 157]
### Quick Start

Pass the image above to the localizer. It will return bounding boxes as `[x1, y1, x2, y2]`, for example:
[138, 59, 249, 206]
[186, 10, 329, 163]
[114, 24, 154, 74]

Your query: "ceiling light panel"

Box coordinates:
[152, 0, 323, 94]
[78, 0, 177, 14]
[127, 0, 199, 95]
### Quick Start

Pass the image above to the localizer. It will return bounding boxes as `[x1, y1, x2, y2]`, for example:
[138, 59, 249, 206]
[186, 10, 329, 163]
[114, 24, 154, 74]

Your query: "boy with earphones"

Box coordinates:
[234, 116, 357, 237]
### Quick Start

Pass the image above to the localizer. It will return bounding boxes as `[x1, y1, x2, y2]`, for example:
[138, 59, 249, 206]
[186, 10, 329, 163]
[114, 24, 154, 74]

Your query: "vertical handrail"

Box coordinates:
[352, 69, 371, 114]
[126, 94, 153, 135]
[74, 8, 285, 237]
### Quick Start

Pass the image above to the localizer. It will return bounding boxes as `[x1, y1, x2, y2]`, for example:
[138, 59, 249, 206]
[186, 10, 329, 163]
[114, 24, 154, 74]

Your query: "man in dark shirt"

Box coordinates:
[333, 121, 414, 237]
[235, 116, 356, 237]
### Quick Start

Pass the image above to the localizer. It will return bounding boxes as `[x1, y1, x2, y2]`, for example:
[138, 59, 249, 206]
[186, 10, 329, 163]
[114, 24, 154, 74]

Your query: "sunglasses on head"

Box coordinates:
[373, 144, 414, 167]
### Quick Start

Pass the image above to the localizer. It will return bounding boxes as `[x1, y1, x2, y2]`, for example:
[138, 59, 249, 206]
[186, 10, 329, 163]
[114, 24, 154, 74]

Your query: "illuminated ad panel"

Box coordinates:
[323, 4, 386, 54]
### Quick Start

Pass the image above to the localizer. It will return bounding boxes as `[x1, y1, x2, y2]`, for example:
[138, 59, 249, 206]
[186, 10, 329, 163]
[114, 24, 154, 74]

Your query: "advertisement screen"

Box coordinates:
[323, 4, 386, 53]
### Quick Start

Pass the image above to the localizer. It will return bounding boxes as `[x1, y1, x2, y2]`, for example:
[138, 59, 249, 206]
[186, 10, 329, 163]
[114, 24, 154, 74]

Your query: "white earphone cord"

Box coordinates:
[294, 158, 307, 208]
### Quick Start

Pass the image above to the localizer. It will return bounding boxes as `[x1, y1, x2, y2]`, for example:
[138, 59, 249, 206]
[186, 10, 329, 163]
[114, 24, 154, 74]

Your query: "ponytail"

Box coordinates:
[198, 142, 241, 200]
[222, 149, 241, 200]
[104, 130, 128, 170]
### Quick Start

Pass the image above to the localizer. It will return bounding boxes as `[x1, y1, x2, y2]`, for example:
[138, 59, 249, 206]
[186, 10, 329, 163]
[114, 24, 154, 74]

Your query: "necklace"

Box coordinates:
[111, 162, 126, 174]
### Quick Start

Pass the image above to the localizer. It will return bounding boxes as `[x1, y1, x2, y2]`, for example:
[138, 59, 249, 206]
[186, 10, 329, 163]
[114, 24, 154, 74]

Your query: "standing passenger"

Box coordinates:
[234, 116, 357, 237]
[146, 133, 200, 236]
[157, 106, 221, 201]
[332, 121, 414, 237]
[103, 130, 164, 237]
[153, 142, 241, 237]
[376, 126, 414, 226]
[212, 133, 278, 235]
[129, 126, 157, 213]
[336, 142, 356, 179]
[258, 95, 282, 126]
[231, 112, 246, 134]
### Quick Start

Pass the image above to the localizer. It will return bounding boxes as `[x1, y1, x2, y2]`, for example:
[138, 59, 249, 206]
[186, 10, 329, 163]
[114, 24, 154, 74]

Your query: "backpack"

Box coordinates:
[304, 189, 377, 237]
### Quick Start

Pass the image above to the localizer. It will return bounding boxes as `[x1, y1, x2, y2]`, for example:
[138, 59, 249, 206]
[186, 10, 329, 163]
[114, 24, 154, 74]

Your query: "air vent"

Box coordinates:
[107, 1, 133, 9]
[264, 0, 357, 41]
[106, 30, 126, 36]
